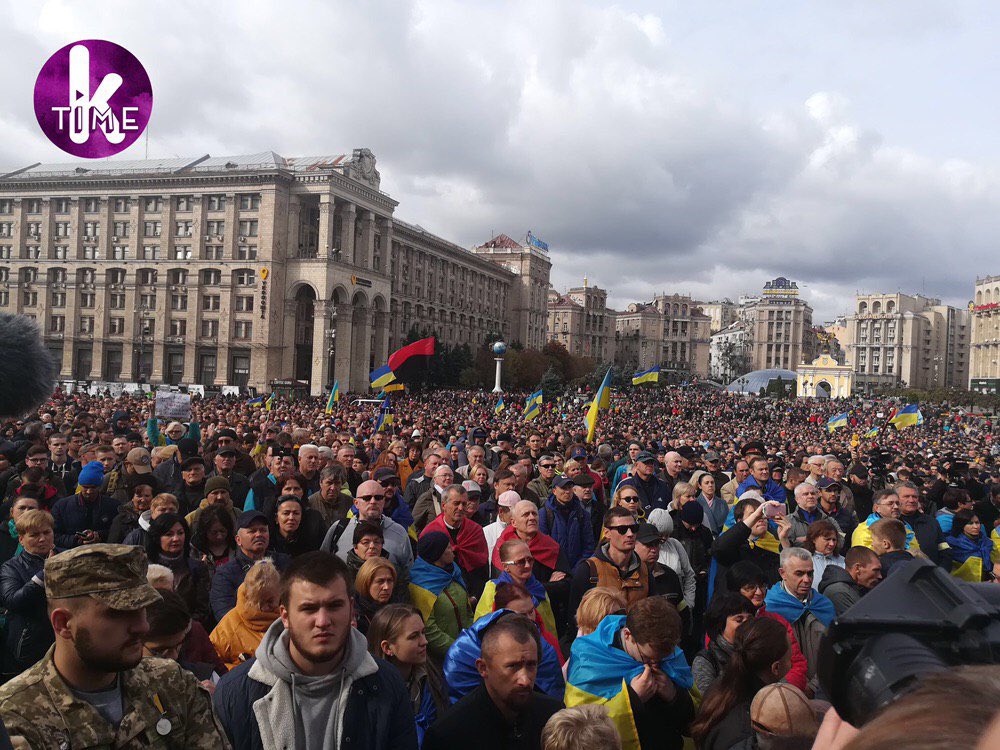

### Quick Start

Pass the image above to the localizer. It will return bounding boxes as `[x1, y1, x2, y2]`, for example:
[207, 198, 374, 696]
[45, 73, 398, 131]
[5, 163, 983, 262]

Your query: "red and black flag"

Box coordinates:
[388, 337, 436, 380]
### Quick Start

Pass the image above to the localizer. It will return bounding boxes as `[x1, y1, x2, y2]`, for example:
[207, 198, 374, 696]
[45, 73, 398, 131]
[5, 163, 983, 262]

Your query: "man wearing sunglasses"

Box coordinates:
[321, 479, 414, 573]
[528, 455, 557, 501]
[568, 506, 654, 630]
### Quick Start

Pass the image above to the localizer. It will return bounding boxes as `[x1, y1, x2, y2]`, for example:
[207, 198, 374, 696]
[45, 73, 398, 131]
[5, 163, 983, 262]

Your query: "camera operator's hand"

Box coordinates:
[813, 708, 858, 750]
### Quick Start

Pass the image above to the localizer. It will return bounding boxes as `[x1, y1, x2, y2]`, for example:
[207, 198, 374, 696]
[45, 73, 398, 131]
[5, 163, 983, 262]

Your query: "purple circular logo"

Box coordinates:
[34, 39, 153, 159]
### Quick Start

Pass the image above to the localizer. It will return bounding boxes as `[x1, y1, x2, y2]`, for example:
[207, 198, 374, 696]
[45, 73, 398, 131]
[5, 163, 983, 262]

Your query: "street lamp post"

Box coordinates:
[491, 341, 507, 394]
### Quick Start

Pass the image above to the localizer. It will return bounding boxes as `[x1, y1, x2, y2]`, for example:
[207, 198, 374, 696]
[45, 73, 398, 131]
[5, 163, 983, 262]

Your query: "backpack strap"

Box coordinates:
[329, 518, 351, 548]
[586, 558, 599, 586]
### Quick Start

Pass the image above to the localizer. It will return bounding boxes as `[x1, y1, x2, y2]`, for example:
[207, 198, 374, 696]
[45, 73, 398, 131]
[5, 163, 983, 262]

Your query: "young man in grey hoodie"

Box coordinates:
[213, 550, 417, 750]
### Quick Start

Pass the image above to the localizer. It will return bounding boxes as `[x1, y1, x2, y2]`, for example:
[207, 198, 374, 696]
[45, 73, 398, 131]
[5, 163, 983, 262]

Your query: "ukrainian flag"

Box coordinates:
[948, 534, 994, 582]
[247, 395, 265, 406]
[325, 380, 340, 414]
[584, 368, 613, 443]
[864, 426, 879, 439]
[827, 412, 850, 433]
[890, 403, 923, 430]
[408, 558, 466, 619]
[374, 394, 394, 432]
[370, 364, 397, 390]
[565, 615, 693, 750]
[522, 390, 543, 421]
[264, 392, 276, 412]
[495, 396, 505, 415]
[383, 383, 405, 392]
[631, 365, 659, 385]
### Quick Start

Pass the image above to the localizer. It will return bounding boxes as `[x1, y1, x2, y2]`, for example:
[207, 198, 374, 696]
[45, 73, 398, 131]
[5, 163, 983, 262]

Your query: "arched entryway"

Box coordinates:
[816, 380, 832, 398]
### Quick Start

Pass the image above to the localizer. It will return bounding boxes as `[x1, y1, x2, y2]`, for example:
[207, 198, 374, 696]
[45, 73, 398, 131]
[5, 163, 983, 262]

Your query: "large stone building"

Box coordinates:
[699, 299, 738, 334]
[546, 278, 614, 361]
[969, 275, 1000, 393]
[471, 234, 551, 350]
[614, 294, 710, 380]
[0, 150, 549, 394]
[749, 277, 814, 371]
[709, 320, 752, 383]
[845, 292, 970, 392]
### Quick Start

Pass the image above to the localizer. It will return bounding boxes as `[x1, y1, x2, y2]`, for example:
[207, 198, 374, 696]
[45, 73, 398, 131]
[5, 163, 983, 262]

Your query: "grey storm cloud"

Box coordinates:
[2, 0, 999, 322]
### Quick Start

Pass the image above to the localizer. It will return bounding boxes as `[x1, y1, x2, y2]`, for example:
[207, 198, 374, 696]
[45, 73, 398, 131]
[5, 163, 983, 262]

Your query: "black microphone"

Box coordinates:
[0, 313, 56, 419]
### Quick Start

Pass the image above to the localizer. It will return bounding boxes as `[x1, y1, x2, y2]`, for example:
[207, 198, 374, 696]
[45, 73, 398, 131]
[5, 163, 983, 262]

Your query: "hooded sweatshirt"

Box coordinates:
[252, 619, 378, 750]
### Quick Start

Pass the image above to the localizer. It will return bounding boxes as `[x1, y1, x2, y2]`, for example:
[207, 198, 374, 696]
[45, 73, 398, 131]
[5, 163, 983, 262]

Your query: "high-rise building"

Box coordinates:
[613, 294, 710, 380]
[970, 275, 1000, 393]
[845, 292, 970, 391]
[0, 150, 548, 394]
[546, 278, 614, 360]
[471, 234, 551, 350]
[699, 299, 738, 334]
[710, 320, 752, 383]
[749, 277, 813, 371]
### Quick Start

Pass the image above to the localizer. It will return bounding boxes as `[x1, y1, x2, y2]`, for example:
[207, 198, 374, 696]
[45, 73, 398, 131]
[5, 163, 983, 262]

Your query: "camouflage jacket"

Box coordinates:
[0, 648, 230, 749]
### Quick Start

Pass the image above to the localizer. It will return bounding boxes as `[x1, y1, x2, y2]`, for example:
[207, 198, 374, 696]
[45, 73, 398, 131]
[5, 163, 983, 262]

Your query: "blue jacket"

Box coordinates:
[443, 609, 565, 704]
[538, 496, 595, 568]
[736, 477, 786, 503]
[209, 549, 290, 621]
[50, 493, 120, 548]
[213, 652, 416, 750]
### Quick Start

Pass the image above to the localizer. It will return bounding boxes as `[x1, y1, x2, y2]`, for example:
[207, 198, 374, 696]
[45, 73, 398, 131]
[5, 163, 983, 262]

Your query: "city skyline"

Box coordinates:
[4, 2, 1000, 322]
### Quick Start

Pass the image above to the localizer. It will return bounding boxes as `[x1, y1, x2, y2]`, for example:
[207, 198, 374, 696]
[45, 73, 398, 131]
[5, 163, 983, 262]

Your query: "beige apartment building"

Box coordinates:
[845, 292, 970, 392]
[749, 277, 814, 371]
[970, 274, 1000, 393]
[614, 294, 710, 380]
[0, 150, 548, 394]
[546, 278, 614, 361]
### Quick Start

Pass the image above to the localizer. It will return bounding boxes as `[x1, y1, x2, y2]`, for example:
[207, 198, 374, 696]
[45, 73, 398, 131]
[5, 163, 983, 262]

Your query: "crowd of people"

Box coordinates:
[0, 382, 995, 749]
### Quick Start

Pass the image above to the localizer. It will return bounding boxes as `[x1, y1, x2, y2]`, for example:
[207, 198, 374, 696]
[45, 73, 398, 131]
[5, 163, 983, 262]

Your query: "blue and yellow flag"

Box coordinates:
[407, 558, 466, 619]
[864, 426, 879, 439]
[325, 380, 340, 414]
[631, 365, 659, 385]
[370, 364, 397, 390]
[947, 534, 994, 582]
[264, 392, 276, 412]
[890, 403, 923, 430]
[495, 396, 505, 415]
[247, 395, 265, 406]
[566, 615, 693, 750]
[374, 394, 394, 432]
[522, 390, 543, 421]
[827, 411, 849, 433]
[584, 368, 613, 443]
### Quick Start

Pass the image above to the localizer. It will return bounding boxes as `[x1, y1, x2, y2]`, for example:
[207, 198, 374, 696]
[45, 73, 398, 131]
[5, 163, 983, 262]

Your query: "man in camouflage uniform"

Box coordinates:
[0, 544, 230, 749]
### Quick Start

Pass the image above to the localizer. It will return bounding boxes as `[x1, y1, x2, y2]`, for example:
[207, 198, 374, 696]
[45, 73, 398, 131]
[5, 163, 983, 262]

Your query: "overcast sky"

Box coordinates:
[4, 0, 1000, 323]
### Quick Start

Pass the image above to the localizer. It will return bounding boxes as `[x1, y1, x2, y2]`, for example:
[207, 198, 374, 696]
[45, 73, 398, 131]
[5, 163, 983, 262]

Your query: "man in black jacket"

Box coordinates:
[897, 480, 947, 565]
[423, 614, 562, 750]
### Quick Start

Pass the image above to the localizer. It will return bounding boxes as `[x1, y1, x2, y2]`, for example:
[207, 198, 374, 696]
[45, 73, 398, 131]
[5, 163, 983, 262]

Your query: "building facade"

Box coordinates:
[546, 279, 614, 361]
[0, 150, 548, 394]
[709, 321, 752, 383]
[613, 294, 710, 380]
[699, 299, 738, 334]
[845, 292, 970, 392]
[471, 234, 551, 350]
[749, 277, 814, 371]
[971, 275, 1000, 393]
[797, 354, 854, 399]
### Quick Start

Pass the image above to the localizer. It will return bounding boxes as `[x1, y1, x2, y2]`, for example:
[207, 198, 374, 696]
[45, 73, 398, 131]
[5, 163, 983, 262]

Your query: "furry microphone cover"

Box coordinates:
[0, 313, 57, 419]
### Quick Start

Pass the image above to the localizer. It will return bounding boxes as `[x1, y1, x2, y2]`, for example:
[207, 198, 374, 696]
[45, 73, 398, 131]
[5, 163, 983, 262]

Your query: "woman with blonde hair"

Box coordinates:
[574, 586, 628, 638]
[542, 705, 621, 750]
[209, 559, 280, 669]
[354, 556, 399, 634]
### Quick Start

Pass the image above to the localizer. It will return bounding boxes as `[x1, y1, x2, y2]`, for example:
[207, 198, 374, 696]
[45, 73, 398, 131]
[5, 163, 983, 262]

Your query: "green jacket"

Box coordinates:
[426, 580, 473, 660]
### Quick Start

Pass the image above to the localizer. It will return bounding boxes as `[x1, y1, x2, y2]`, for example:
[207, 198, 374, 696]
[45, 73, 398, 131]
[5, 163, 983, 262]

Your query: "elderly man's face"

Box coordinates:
[781, 556, 814, 598]
[512, 502, 539, 536]
[797, 486, 819, 512]
[434, 466, 454, 487]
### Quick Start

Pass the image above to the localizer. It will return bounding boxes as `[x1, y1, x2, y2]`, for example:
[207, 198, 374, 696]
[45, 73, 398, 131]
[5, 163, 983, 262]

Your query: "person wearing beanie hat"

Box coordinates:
[681, 501, 706, 527]
[670, 493, 714, 632]
[409, 530, 472, 660]
[184, 474, 237, 531]
[50, 461, 120, 548]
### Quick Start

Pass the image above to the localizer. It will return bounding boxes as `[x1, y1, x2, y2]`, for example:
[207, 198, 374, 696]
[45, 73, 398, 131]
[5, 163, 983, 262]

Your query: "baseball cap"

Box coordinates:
[817, 477, 842, 490]
[553, 475, 575, 489]
[635, 451, 658, 465]
[497, 490, 521, 509]
[635, 522, 661, 546]
[125, 447, 152, 475]
[750, 683, 819, 737]
[462, 480, 482, 496]
[217, 428, 238, 441]
[216, 447, 238, 457]
[704, 451, 721, 462]
[180, 456, 206, 471]
[373, 468, 400, 485]
[236, 510, 268, 529]
[44, 544, 161, 611]
[569, 447, 587, 460]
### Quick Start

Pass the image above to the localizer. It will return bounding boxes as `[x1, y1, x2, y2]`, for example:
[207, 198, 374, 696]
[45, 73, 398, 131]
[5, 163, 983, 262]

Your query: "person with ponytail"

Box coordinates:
[689, 616, 792, 749]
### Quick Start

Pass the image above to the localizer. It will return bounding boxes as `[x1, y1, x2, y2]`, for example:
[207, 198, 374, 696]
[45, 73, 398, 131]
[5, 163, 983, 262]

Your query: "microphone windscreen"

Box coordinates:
[0, 313, 56, 418]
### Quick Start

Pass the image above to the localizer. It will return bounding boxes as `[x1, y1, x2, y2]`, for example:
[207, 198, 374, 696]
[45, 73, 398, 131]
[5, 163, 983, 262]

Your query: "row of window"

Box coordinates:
[2, 267, 259, 287]
[39, 314, 253, 340]
[0, 244, 258, 262]
[0, 194, 261, 216]
[0, 219, 258, 239]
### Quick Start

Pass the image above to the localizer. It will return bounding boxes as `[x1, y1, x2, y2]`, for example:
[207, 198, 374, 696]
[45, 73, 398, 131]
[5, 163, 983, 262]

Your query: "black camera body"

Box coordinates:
[818, 557, 1000, 726]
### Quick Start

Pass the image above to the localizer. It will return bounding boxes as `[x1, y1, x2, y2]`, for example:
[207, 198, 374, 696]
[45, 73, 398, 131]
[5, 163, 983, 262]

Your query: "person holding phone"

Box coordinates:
[711, 496, 783, 596]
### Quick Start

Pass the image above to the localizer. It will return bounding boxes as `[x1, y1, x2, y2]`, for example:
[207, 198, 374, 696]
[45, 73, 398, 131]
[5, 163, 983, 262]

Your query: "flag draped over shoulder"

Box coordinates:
[890, 403, 923, 429]
[631, 365, 659, 385]
[407, 558, 466, 619]
[388, 337, 436, 380]
[565, 614, 693, 750]
[584, 368, 613, 443]
[946, 532, 994, 582]
[763, 583, 836, 628]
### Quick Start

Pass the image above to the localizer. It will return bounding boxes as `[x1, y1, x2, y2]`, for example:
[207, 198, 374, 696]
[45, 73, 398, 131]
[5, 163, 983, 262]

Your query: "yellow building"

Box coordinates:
[797, 354, 854, 399]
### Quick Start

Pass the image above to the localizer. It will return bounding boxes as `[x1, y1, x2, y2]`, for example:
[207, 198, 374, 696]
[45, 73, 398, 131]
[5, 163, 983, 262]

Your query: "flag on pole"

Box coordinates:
[374, 395, 394, 432]
[889, 403, 923, 429]
[864, 426, 880, 438]
[827, 412, 850, 433]
[387, 337, 436, 380]
[495, 396, 505, 415]
[585, 368, 613, 443]
[247, 395, 265, 406]
[325, 380, 340, 414]
[370, 365, 397, 390]
[522, 390, 543, 421]
[631, 365, 660, 385]
[264, 392, 276, 412]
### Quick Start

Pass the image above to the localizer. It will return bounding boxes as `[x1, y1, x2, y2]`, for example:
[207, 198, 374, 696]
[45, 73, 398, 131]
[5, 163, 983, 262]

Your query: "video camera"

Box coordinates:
[818, 557, 1000, 727]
